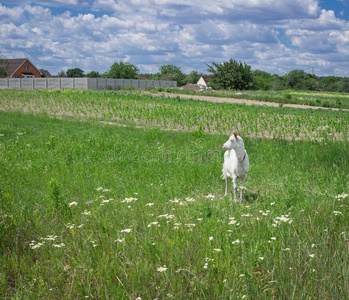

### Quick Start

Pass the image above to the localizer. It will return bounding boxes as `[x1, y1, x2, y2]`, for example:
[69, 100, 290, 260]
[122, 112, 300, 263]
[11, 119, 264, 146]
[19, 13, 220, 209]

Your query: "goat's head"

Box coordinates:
[222, 132, 243, 150]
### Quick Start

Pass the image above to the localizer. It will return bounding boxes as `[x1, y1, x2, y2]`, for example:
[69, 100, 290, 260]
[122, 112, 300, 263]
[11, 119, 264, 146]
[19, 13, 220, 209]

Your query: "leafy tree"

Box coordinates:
[320, 76, 342, 92]
[285, 70, 319, 90]
[268, 75, 285, 91]
[252, 70, 272, 90]
[0, 53, 8, 78]
[206, 59, 253, 90]
[57, 70, 66, 77]
[159, 64, 186, 86]
[339, 78, 349, 93]
[66, 68, 84, 78]
[104, 62, 139, 79]
[186, 70, 201, 84]
[85, 71, 101, 78]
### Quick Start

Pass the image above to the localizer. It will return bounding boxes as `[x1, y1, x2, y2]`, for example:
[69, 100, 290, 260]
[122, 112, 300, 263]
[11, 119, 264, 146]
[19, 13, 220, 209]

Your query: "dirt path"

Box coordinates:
[143, 91, 347, 111]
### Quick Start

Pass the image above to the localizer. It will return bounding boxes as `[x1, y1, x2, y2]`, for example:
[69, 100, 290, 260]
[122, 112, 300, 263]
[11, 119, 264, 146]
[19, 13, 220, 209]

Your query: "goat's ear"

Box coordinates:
[233, 132, 238, 139]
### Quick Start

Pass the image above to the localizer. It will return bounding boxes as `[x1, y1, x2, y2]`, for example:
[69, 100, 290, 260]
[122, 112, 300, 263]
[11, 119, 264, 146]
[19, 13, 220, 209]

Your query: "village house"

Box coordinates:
[5, 58, 51, 78]
[197, 75, 212, 87]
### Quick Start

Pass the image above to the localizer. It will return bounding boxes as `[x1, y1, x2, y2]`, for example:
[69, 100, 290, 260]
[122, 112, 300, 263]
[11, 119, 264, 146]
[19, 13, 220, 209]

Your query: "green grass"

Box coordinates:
[153, 87, 349, 109]
[0, 90, 349, 299]
[0, 89, 348, 141]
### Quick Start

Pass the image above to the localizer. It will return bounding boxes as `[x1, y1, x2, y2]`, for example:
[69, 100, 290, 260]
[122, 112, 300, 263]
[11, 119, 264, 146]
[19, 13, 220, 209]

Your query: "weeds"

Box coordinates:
[0, 91, 348, 299]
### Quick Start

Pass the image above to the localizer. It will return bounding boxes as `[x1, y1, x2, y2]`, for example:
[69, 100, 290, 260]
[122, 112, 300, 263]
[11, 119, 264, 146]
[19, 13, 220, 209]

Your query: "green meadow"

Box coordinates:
[0, 90, 348, 299]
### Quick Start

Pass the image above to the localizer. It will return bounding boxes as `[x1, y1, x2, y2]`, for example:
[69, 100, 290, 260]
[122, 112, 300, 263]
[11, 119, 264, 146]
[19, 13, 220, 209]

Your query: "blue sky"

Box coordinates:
[1, 0, 349, 76]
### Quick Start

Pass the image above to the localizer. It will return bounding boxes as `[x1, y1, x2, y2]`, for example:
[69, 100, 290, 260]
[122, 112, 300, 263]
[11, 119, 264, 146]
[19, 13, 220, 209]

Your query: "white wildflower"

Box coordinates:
[185, 197, 196, 202]
[241, 213, 253, 217]
[148, 222, 160, 228]
[157, 265, 168, 272]
[333, 211, 342, 216]
[259, 210, 270, 216]
[96, 187, 111, 193]
[169, 198, 187, 206]
[68, 201, 78, 207]
[82, 210, 91, 216]
[122, 197, 138, 203]
[309, 254, 315, 258]
[30, 242, 44, 249]
[121, 228, 132, 233]
[101, 198, 113, 204]
[335, 193, 348, 201]
[232, 239, 241, 244]
[272, 215, 292, 227]
[145, 203, 154, 206]
[158, 214, 175, 219]
[52, 243, 65, 248]
[209, 236, 214, 241]
[205, 194, 215, 200]
[41, 235, 58, 241]
[115, 238, 125, 243]
[213, 248, 222, 252]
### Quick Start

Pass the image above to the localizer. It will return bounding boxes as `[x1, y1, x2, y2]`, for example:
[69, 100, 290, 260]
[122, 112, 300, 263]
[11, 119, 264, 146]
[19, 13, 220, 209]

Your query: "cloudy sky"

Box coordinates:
[1, 0, 349, 76]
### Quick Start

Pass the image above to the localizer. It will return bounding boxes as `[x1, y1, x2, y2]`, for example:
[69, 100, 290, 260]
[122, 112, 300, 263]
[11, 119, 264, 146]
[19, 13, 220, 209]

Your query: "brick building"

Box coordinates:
[5, 58, 51, 78]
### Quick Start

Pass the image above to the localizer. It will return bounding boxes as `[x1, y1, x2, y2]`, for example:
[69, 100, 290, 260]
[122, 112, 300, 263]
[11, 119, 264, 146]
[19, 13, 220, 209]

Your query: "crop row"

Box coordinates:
[0, 89, 348, 141]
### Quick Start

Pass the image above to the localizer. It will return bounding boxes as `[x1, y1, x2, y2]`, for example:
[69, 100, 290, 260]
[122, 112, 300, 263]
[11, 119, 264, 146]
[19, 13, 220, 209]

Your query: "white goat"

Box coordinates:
[222, 132, 249, 203]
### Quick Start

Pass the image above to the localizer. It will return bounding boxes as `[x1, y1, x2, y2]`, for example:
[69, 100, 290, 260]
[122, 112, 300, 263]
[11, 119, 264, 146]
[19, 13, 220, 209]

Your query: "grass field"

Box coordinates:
[157, 87, 349, 110]
[1, 90, 349, 299]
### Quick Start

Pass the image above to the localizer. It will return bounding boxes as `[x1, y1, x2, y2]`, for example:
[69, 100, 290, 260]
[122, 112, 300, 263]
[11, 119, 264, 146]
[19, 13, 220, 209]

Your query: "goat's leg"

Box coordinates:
[224, 178, 229, 196]
[232, 176, 238, 203]
[240, 174, 247, 203]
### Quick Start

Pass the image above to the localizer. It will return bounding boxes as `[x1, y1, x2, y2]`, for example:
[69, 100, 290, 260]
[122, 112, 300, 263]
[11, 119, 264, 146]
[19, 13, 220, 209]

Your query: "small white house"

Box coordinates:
[197, 76, 211, 87]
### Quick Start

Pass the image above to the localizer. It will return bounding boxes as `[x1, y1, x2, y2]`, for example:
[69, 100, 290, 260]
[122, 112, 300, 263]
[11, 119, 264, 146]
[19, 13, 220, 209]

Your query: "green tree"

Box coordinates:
[66, 68, 84, 78]
[320, 76, 342, 92]
[85, 71, 101, 78]
[271, 75, 286, 90]
[158, 64, 186, 86]
[57, 70, 66, 77]
[339, 78, 349, 93]
[0, 53, 8, 78]
[206, 59, 253, 90]
[186, 70, 201, 84]
[104, 62, 139, 79]
[252, 70, 272, 90]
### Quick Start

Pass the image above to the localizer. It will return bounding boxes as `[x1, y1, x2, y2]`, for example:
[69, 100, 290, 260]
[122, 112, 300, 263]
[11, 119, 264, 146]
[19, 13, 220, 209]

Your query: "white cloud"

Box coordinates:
[1, 0, 349, 76]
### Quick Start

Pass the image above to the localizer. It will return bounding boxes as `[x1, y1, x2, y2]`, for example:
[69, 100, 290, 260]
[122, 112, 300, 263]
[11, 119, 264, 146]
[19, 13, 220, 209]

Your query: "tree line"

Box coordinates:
[1, 54, 349, 93]
[60, 60, 349, 93]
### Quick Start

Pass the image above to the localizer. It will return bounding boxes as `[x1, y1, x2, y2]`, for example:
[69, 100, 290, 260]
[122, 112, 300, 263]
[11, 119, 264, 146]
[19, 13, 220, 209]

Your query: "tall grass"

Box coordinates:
[153, 87, 349, 109]
[1, 109, 348, 299]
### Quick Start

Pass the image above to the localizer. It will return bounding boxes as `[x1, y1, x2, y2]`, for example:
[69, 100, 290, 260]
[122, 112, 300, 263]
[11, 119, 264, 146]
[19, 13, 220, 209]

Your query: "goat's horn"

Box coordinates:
[233, 132, 238, 139]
